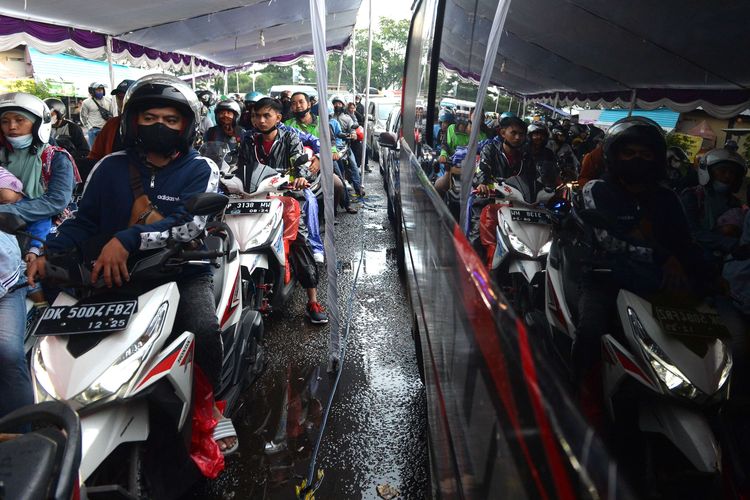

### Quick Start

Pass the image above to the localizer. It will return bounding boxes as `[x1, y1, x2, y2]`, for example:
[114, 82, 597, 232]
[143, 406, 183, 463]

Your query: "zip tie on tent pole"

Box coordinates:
[296, 239, 366, 500]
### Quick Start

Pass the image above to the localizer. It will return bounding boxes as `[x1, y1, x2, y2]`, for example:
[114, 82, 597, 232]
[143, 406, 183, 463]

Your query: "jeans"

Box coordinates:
[0, 286, 33, 418]
[301, 189, 324, 257]
[87, 127, 101, 147]
[345, 148, 362, 195]
[172, 274, 223, 392]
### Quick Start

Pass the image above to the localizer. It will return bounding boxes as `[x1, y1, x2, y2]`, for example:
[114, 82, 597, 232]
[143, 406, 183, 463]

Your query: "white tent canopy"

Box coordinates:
[0, 0, 363, 71]
[439, 0, 750, 118]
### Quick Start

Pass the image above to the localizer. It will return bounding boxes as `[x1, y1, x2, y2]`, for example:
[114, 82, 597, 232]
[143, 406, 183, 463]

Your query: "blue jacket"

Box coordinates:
[47, 149, 219, 255]
[0, 232, 23, 298]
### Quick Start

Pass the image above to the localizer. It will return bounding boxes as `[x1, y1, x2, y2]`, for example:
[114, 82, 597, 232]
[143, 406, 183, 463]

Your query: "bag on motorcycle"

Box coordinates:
[189, 366, 225, 479]
[127, 163, 165, 226]
[479, 203, 503, 268]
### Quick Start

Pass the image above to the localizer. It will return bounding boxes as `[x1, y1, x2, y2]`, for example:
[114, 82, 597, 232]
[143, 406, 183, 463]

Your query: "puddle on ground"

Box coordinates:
[362, 249, 391, 276]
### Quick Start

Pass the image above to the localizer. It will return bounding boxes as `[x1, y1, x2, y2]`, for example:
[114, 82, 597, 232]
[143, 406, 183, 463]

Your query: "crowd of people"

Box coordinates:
[0, 76, 377, 453]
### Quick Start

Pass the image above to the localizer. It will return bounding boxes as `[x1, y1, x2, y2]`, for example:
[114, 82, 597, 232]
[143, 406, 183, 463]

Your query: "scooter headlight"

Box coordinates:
[629, 307, 700, 400]
[73, 302, 169, 407]
[32, 347, 59, 403]
[539, 240, 552, 256]
[502, 220, 535, 257]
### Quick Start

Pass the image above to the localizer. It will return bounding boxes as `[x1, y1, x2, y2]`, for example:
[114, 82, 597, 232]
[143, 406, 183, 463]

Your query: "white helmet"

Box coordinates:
[0, 92, 53, 146]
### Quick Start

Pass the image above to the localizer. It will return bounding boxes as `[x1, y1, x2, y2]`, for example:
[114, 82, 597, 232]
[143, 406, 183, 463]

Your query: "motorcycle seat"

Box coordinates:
[206, 235, 225, 307]
[0, 431, 62, 500]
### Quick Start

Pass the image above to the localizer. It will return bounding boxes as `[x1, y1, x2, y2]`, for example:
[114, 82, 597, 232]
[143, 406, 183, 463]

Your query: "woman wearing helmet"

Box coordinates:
[681, 148, 749, 262]
[574, 116, 711, 401]
[28, 74, 239, 453]
[0, 92, 79, 419]
[80, 82, 115, 146]
[45, 98, 90, 162]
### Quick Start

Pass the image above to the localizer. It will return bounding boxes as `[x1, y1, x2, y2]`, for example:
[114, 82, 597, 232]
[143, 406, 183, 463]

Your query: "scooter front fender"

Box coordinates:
[639, 399, 720, 474]
[79, 399, 149, 482]
[509, 259, 543, 284]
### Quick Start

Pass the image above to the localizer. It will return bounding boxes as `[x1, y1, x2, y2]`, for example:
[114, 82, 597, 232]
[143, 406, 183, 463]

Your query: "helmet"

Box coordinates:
[699, 148, 748, 192]
[438, 109, 455, 124]
[244, 91, 265, 104]
[120, 74, 201, 153]
[196, 90, 218, 107]
[666, 146, 689, 164]
[44, 98, 66, 119]
[602, 116, 667, 165]
[527, 122, 549, 138]
[88, 82, 106, 95]
[724, 139, 739, 153]
[500, 111, 515, 119]
[112, 79, 135, 96]
[551, 127, 564, 137]
[331, 95, 345, 106]
[214, 99, 241, 127]
[0, 92, 52, 145]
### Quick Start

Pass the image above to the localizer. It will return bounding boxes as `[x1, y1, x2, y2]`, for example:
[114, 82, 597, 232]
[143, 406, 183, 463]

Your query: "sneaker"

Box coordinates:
[306, 301, 329, 324]
[313, 252, 324, 264]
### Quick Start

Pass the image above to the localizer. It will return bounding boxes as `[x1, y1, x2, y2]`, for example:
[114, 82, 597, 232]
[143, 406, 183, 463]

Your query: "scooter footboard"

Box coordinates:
[79, 399, 148, 481]
[639, 399, 720, 473]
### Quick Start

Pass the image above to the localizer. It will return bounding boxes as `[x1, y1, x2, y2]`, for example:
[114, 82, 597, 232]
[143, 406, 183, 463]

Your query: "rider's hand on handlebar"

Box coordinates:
[92, 238, 130, 288]
[309, 156, 320, 174]
[476, 184, 491, 196]
[291, 177, 310, 190]
[332, 152, 341, 161]
[350, 132, 357, 140]
[661, 256, 689, 291]
[438, 155, 447, 164]
[26, 255, 47, 288]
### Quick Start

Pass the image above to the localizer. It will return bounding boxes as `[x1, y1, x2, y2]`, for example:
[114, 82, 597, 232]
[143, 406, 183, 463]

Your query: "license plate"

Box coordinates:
[510, 209, 550, 224]
[653, 305, 730, 339]
[227, 201, 271, 214]
[33, 300, 138, 336]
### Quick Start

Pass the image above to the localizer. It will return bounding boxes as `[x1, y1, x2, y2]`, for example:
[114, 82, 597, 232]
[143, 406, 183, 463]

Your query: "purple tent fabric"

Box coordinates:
[0, 14, 104, 48]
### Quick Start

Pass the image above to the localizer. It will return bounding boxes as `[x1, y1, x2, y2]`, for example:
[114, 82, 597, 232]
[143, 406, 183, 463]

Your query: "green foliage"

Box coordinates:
[666, 132, 695, 152]
[4, 79, 53, 99]
[740, 136, 750, 163]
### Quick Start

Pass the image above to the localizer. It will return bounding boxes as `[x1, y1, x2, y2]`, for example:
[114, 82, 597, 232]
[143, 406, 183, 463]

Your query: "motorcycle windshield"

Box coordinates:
[247, 163, 281, 194]
[199, 141, 231, 172]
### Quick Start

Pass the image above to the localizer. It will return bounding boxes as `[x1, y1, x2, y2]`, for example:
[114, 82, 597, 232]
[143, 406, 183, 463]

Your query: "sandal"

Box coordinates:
[213, 417, 239, 456]
[346, 206, 358, 214]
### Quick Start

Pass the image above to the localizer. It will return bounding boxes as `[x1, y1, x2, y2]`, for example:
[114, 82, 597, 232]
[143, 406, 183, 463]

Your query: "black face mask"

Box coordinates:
[293, 109, 309, 120]
[611, 158, 659, 185]
[256, 125, 276, 135]
[137, 123, 182, 155]
[333, 105, 343, 115]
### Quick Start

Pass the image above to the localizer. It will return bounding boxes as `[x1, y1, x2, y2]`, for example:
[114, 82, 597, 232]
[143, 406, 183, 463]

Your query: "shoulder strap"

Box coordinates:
[129, 162, 145, 199]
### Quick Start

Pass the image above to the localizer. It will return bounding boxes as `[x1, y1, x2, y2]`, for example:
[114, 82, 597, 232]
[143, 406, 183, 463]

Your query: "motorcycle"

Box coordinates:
[544, 203, 732, 498]
[221, 160, 307, 315]
[3, 192, 263, 498]
[0, 401, 81, 500]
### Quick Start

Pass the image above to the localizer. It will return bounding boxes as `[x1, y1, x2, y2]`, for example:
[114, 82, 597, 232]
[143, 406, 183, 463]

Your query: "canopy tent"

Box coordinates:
[438, 0, 750, 119]
[597, 108, 680, 132]
[0, 0, 363, 71]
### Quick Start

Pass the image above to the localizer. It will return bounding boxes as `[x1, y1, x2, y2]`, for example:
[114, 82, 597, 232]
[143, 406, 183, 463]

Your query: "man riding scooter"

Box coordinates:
[26, 74, 239, 454]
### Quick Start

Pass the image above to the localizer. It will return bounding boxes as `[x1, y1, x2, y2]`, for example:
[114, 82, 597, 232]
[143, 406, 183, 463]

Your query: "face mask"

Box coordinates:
[6, 134, 33, 149]
[612, 158, 658, 185]
[137, 123, 181, 155]
[713, 180, 732, 193]
[256, 125, 276, 135]
[293, 109, 309, 120]
[94, 91, 104, 99]
[333, 105, 343, 114]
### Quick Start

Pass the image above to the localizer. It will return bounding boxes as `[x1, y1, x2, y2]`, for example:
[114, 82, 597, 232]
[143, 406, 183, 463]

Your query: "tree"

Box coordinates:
[3, 79, 53, 99]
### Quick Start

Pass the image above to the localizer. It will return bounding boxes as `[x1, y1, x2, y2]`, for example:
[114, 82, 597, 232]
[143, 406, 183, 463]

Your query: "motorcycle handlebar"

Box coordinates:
[180, 249, 224, 260]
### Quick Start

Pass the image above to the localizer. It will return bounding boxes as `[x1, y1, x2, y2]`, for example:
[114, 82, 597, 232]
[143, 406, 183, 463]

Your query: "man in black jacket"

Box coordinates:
[234, 98, 328, 324]
[45, 98, 90, 163]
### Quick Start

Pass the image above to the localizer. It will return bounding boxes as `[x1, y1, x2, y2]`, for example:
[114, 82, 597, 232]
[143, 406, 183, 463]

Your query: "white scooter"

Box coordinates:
[544, 203, 732, 497]
[5, 193, 262, 498]
[487, 169, 557, 315]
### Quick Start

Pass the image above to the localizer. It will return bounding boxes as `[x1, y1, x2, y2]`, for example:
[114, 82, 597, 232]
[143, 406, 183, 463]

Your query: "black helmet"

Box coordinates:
[196, 90, 218, 107]
[120, 74, 201, 154]
[214, 99, 241, 127]
[724, 139, 739, 153]
[603, 116, 667, 164]
[699, 148, 748, 192]
[666, 146, 689, 164]
[44, 98, 66, 119]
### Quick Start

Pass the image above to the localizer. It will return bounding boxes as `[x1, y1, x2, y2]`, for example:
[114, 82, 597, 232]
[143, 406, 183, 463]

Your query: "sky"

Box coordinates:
[355, 0, 412, 28]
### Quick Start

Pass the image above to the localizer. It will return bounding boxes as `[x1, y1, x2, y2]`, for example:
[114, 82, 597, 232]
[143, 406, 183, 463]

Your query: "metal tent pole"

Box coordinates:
[507, 96, 513, 112]
[337, 52, 344, 91]
[105, 35, 116, 114]
[223, 69, 228, 96]
[552, 92, 559, 119]
[360, 0, 374, 179]
[627, 89, 637, 116]
[190, 56, 196, 90]
[459, 0, 513, 229]
[351, 32, 356, 96]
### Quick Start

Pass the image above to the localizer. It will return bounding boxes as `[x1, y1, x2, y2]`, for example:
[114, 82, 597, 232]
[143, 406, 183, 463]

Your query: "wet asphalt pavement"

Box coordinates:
[188, 169, 429, 499]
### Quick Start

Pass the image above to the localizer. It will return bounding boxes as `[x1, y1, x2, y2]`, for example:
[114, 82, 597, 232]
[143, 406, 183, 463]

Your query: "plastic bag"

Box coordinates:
[278, 196, 301, 284]
[189, 366, 225, 479]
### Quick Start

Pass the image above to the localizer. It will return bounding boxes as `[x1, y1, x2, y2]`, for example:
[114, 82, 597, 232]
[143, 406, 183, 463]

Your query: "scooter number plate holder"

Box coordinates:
[33, 300, 138, 336]
[510, 209, 550, 225]
[227, 201, 272, 214]
[652, 305, 730, 339]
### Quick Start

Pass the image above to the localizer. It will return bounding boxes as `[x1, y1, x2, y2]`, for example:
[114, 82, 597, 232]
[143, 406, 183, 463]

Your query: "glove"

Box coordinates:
[220, 175, 245, 195]
[731, 244, 750, 260]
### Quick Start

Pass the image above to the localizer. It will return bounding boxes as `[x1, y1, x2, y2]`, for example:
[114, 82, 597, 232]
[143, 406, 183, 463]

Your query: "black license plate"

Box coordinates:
[227, 201, 271, 214]
[510, 209, 550, 224]
[33, 300, 138, 336]
[653, 305, 730, 339]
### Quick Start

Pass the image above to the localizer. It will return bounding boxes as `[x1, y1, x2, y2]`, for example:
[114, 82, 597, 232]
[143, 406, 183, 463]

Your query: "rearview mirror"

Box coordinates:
[0, 213, 27, 235]
[294, 154, 310, 167]
[378, 132, 397, 150]
[184, 193, 229, 216]
[368, 114, 375, 122]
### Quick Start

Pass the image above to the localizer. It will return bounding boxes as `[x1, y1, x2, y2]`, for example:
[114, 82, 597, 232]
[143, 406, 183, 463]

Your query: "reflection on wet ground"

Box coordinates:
[187, 171, 428, 499]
